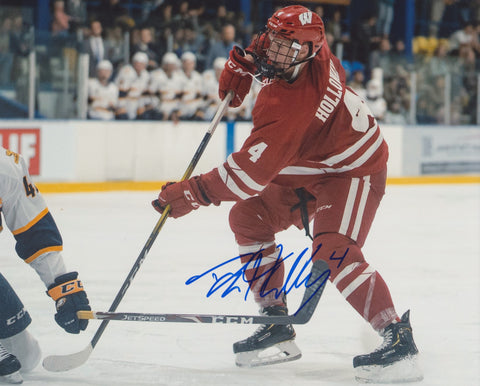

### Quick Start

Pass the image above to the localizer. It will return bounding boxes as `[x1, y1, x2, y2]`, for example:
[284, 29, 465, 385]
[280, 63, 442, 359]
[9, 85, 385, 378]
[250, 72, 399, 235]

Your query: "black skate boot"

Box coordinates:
[0, 343, 22, 384]
[233, 305, 301, 367]
[353, 310, 423, 383]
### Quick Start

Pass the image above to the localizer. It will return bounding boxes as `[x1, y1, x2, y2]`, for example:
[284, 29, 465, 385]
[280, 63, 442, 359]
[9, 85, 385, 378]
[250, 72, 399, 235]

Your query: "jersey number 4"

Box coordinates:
[248, 142, 267, 163]
[23, 176, 38, 198]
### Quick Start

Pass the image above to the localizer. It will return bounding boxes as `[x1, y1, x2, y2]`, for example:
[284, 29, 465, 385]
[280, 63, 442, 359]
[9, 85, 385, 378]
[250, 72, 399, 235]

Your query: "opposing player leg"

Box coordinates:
[0, 273, 42, 382]
[309, 171, 422, 383]
[229, 185, 313, 367]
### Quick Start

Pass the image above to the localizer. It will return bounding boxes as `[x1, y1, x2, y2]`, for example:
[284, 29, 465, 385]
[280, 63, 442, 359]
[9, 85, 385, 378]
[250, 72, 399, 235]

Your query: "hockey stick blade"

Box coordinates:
[78, 260, 329, 325]
[42, 344, 93, 372]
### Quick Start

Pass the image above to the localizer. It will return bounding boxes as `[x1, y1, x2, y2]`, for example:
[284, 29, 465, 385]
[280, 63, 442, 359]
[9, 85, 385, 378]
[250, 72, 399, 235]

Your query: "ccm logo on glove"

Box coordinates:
[152, 178, 211, 218]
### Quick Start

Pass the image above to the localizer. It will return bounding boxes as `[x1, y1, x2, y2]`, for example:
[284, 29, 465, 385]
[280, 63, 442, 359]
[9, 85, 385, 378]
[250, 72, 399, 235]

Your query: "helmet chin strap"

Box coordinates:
[279, 51, 318, 81]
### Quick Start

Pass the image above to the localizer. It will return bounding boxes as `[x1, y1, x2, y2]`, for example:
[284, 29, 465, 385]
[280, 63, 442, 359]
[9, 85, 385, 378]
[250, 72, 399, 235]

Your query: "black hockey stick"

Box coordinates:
[42, 91, 234, 373]
[78, 259, 329, 325]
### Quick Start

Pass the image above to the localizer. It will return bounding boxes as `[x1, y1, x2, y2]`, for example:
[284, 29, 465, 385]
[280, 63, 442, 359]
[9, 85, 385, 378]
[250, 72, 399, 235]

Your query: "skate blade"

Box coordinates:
[235, 340, 302, 368]
[354, 354, 423, 384]
[0, 371, 23, 384]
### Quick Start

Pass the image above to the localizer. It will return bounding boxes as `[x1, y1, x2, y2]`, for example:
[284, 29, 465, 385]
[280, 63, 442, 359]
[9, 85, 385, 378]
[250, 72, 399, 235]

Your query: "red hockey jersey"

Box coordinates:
[200, 44, 388, 203]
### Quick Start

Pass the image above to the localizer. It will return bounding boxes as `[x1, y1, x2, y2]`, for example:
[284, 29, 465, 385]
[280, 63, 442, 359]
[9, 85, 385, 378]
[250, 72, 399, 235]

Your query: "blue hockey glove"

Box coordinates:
[47, 272, 90, 334]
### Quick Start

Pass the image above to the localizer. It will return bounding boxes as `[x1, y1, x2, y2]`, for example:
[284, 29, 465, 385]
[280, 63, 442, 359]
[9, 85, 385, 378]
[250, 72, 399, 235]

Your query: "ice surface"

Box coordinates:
[0, 184, 478, 385]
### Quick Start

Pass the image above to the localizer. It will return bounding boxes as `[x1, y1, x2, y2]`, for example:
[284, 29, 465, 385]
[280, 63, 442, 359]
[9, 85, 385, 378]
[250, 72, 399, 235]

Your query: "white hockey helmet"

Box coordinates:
[132, 52, 148, 64]
[162, 52, 179, 66]
[181, 51, 196, 63]
[96, 60, 113, 71]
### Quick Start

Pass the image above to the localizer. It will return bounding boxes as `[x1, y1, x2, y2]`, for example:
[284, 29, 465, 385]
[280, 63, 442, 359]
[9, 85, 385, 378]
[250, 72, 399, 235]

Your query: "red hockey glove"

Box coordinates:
[219, 46, 256, 108]
[152, 177, 211, 219]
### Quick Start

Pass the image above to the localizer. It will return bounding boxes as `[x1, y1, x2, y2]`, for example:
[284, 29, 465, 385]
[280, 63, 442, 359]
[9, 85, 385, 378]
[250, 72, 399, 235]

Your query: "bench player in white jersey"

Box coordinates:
[87, 60, 118, 120]
[199, 57, 226, 121]
[147, 52, 183, 121]
[178, 52, 204, 120]
[115, 52, 150, 120]
[152, 5, 422, 383]
[0, 147, 90, 383]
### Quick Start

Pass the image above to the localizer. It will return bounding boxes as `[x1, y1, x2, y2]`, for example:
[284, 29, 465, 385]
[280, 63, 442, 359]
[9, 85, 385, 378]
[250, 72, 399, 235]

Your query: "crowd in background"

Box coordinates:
[0, 0, 478, 124]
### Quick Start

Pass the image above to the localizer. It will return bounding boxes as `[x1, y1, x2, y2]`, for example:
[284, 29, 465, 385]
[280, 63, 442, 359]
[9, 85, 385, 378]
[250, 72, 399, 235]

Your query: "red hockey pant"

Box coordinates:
[229, 169, 398, 331]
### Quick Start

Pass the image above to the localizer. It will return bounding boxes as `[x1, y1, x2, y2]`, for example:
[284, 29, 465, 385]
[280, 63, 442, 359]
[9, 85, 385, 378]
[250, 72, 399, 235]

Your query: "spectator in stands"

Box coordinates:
[115, 51, 150, 120]
[0, 17, 13, 85]
[87, 60, 118, 120]
[147, 52, 183, 121]
[131, 27, 161, 70]
[348, 69, 367, 100]
[104, 25, 127, 69]
[365, 78, 387, 122]
[349, 14, 381, 68]
[94, 0, 131, 30]
[325, 9, 344, 51]
[51, 0, 71, 38]
[369, 38, 394, 75]
[9, 16, 31, 85]
[209, 4, 237, 33]
[384, 100, 407, 124]
[82, 19, 109, 77]
[205, 23, 236, 69]
[376, 0, 395, 39]
[178, 51, 204, 120]
[425, 39, 452, 80]
[389, 39, 410, 73]
[448, 21, 476, 55]
[65, 0, 87, 34]
[428, 0, 447, 38]
[173, 20, 208, 71]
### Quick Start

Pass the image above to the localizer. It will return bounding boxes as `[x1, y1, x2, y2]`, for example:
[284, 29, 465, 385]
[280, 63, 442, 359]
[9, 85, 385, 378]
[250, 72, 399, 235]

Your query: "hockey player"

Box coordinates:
[147, 52, 184, 121]
[178, 52, 204, 120]
[87, 60, 119, 120]
[0, 147, 90, 383]
[199, 57, 227, 121]
[115, 52, 150, 120]
[152, 5, 422, 383]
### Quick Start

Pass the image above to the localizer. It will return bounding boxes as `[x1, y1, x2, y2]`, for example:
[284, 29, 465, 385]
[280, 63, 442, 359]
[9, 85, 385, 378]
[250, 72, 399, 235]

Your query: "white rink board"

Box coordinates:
[0, 120, 479, 182]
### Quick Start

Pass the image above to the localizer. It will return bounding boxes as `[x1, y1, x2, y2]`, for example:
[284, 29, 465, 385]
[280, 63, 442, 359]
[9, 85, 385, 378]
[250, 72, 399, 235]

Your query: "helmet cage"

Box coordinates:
[251, 29, 312, 79]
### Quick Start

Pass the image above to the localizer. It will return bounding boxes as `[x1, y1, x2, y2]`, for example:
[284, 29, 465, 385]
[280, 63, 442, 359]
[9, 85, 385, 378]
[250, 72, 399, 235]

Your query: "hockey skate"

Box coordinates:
[0, 344, 22, 384]
[353, 310, 423, 383]
[233, 305, 301, 367]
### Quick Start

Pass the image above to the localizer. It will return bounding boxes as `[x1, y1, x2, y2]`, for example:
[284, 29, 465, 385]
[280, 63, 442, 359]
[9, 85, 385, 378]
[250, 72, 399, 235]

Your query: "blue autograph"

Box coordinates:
[186, 243, 347, 303]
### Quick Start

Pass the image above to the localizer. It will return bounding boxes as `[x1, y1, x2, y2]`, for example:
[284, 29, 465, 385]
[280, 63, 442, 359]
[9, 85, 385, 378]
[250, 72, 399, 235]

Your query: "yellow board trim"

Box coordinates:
[36, 181, 167, 193]
[34, 176, 480, 194]
[25, 245, 63, 264]
[387, 175, 480, 185]
[12, 207, 49, 235]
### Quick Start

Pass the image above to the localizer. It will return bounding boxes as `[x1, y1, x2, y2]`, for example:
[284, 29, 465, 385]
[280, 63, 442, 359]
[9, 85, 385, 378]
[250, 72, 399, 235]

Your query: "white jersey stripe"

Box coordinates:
[341, 265, 375, 299]
[339, 178, 359, 236]
[351, 175, 371, 241]
[227, 155, 266, 192]
[278, 131, 384, 176]
[363, 271, 376, 320]
[217, 164, 252, 200]
[322, 123, 378, 166]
